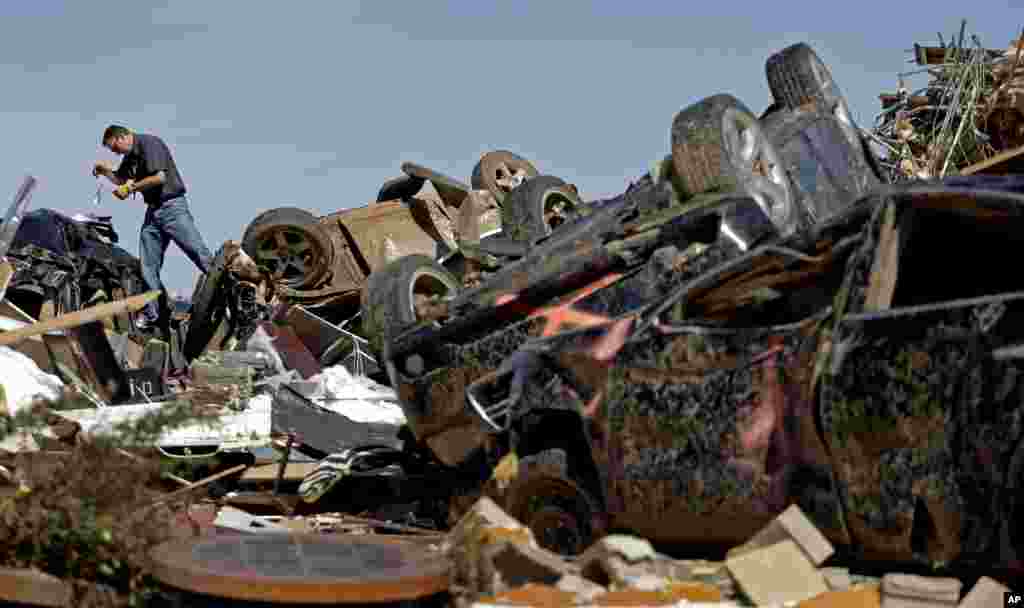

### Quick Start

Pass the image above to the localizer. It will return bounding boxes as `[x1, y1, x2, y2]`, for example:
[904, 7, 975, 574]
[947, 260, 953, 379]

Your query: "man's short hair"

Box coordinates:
[102, 125, 131, 145]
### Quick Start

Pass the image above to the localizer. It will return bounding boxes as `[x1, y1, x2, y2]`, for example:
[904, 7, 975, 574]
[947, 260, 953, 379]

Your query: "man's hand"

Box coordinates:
[113, 181, 135, 200]
[92, 160, 115, 178]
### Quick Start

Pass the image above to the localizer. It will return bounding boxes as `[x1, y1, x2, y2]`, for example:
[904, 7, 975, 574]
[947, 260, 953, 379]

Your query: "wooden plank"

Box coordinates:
[912, 43, 1004, 66]
[960, 143, 1024, 175]
[70, 321, 130, 403]
[43, 333, 104, 399]
[863, 203, 901, 311]
[142, 463, 249, 510]
[0, 291, 159, 346]
[240, 462, 319, 482]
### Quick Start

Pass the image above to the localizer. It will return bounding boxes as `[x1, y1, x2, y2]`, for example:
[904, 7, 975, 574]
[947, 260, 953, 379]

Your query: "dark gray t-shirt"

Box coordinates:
[115, 133, 186, 206]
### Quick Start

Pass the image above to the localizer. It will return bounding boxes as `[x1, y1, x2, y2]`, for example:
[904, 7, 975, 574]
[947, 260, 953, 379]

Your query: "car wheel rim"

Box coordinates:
[528, 505, 584, 556]
[492, 161, 530, 196]
[541, 189, 577, 234]
[407, 269, 456, 323]
[509, 474, 593, 556]
[253, 227, 320, 287]
[722, 107, 794, 231]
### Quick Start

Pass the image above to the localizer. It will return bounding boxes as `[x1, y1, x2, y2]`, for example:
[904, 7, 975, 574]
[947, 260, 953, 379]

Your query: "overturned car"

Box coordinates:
[358, 43, 1024, 572]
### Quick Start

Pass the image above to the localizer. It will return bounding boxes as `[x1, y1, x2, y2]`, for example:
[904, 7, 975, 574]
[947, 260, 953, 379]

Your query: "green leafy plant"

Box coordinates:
[0, 396, 222, 607]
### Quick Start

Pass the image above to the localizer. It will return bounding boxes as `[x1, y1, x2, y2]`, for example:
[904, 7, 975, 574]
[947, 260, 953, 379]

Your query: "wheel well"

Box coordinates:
[514, 409, 607, 513]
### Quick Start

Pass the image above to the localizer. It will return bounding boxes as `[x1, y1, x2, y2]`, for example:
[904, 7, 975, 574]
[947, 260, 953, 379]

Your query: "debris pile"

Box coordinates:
[0, 37, 1022, 607]
[871, 20, 1024, 179]
[443, 497, 1011, 607]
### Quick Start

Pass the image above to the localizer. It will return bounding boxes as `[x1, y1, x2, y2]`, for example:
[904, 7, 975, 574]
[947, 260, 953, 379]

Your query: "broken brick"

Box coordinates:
[485, 541, 572, 589]
[448, 497, 538, 595]
[958, 577, 1011, 608]
[800, 585, 881, 608]
[821, 566, 853, 591]
[727, 504, 834, 566]
[579, 534, 657, 586]
[881, 573, 961, 608]
[726, 539, 828, 606]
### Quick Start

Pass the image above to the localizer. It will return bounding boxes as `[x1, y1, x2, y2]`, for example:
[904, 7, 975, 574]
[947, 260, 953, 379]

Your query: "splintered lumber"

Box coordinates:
[142, 463, 249, 510]
[0, 291, 159, 346]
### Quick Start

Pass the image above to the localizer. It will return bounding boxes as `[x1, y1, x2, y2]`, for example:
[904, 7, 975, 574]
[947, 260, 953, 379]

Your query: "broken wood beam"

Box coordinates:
[912, 43, 1004, 65]
[0, 291, 160, 346]
[960, 143, 1024, 175]
[141, 463, 248, 510]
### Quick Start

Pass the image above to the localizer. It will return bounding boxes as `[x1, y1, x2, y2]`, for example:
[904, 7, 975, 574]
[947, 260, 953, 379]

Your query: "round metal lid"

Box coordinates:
[150, 533, 451, 604]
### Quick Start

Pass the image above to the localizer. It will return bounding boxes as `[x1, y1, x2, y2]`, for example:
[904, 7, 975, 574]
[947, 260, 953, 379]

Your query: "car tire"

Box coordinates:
[671, 93, 799, 235]
[500, 174, 582, 244]
[241, 207, 334, 290]
[377, 175, 426, 203]
[183, 251, 229, 361]
[361, 254, 460, 358]
[766, 44, 863, 148]
[505, 448, 601, 556]
[471, 150, 539, 204]
[760, 106, 881, 227]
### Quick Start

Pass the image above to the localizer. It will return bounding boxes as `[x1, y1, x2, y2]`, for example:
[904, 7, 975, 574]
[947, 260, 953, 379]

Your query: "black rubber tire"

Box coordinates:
[241, 207, 334, 290]
[670, 94, 798, 233]
[377, 175, 426, 202]
[361, 254, 460, 358]
[183, 260, 228, 361]
[471, 150, 539, 204]
[760, 106, 880, 227]
[500, 174, 582, 244]
[767, 44, 889, 186]
[766, 43, 845, 114]
[506, 448, 599, 556]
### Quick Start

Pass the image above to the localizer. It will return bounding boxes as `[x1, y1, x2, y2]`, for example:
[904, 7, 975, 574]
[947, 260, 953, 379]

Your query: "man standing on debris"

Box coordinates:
[92, 125, 213, 331]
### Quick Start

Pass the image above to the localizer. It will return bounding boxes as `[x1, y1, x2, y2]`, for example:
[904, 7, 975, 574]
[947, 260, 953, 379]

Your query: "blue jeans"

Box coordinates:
[139, 195, 213, 322]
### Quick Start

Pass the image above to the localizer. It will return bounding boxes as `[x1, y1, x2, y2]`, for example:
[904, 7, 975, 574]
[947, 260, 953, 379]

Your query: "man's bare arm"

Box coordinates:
[130, 171, 166, 193]
[93, 163, 127, 186]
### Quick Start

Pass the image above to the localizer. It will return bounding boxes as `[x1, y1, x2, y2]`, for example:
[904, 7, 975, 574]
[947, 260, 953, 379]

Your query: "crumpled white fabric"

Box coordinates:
[304, 364, 406, 425]
[0, 344, 64, 415]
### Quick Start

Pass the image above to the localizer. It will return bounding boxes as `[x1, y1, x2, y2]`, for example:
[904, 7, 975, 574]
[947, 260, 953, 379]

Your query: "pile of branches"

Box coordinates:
[870, 20, 1024, 181]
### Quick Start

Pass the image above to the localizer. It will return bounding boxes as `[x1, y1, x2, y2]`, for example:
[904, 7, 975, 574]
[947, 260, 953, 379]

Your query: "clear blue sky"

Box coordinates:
[0, 1, 1018, 294]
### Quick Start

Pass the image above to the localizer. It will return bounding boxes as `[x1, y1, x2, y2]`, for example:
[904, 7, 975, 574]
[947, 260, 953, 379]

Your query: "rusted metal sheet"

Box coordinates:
[149, 533, 450, 603]
[271, 385, 403, 459]
[330, 199, 444, 274]
[259, 322, 321, 379]
[281, 304, 346, 359]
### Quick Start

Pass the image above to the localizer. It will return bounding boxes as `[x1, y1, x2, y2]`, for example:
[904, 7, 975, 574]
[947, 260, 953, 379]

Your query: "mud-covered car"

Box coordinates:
[493, 177, 1024, 572]
[353, 42, 1024, 571]
[363, 40, 879, 468]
